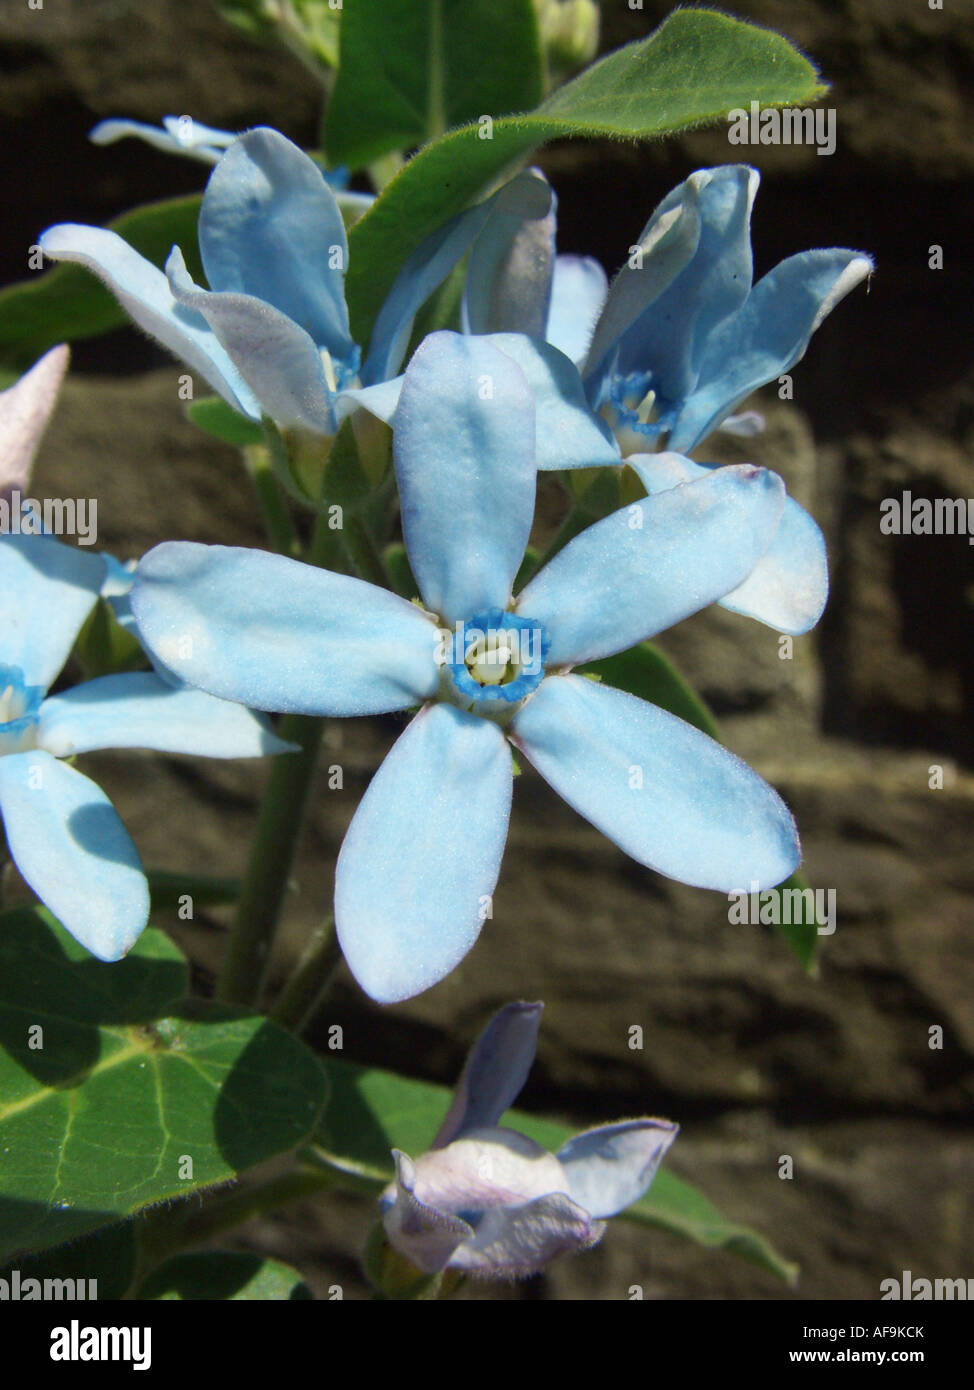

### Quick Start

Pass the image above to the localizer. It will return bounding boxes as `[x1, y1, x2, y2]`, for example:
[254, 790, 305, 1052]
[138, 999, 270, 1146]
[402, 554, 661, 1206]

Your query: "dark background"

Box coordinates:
[0, 0, 971, 1298]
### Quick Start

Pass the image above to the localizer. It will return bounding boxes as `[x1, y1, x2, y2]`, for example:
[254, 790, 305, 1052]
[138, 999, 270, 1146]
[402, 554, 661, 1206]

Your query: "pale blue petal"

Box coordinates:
[718, 409, 764, 437]
[38, 225, 261, 419]
[198, 127, 354, 362]
[629, 453, 828, 634]
[381, 1151, 473, 1275]
[99, 555, 184, 686]
[512, 674, 801, 890]
[334, 374, 403, 426]
[433, 1002, 544, 1148]
[91, 117, 193, 154]
[720, 494, 828, 633]
[344, 336, 619, 470]
[487, 334, 620, 471]
[462, 174, 555, 338]
[669, 249, 874, 453]
[394, 333, 536, 623]
[582, 183, 702, 397]
[362, 170, 551, 386]
[335, 702, 513, 1003]
[90, 117, 236, 165]
[450, 1191, 601, 1276]
[0, 534, 105, 689]
[615, 166, 758, 399]
[36, 672, 293, 759]
[516, 465, 785, 666]
[166, 248, 338, 434]
[161, 116, 237, 154]
[556, 1118, 678, 1219]
[545, 255, 608, 365]
[0, 750, 148, 961]
[131, 542, 440, 716]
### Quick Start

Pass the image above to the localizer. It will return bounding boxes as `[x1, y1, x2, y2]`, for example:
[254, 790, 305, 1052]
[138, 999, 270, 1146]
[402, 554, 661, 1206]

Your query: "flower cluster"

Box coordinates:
[8, 94, 874, 1288]
[25, 127, 873, 1000]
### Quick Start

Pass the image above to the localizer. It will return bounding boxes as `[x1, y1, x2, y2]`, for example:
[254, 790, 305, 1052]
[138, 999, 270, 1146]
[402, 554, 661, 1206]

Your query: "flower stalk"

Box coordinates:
[269, 914, 342, 1033]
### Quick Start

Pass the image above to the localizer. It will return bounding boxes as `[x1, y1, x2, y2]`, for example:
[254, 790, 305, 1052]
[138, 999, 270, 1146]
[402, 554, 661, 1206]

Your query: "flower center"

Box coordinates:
[0, 665, 42, 756]
[319, 342, 362, 394]
[598, 369, 677, 456]
[437, 609, 549, 716]
[465, 632, 519, 686]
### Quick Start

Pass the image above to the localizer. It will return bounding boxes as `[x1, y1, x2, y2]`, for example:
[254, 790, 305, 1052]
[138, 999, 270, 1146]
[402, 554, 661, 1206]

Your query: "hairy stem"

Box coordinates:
[270, 915, 342, 1033]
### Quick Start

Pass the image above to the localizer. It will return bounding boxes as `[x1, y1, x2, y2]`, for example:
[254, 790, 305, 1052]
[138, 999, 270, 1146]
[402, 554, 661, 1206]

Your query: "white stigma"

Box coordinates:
[635, 387, 657, 426]
[319, 348, 338, 394]
[467, 635, 517, 686]
[0, 684, 19, 724]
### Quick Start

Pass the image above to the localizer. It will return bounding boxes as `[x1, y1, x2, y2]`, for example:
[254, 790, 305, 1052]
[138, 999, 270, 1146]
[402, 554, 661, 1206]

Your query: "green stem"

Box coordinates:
[215, 508, 339, 1007]
[426, 0, 446, 139]
[122, 1166, 340, 1296]
[124, 1205, 187, 1298]
[215, 712, 326, 1006]
[243, 445, 300, 557]
[177, 1167, 340, 1248]
[269, 915, 342, 1033]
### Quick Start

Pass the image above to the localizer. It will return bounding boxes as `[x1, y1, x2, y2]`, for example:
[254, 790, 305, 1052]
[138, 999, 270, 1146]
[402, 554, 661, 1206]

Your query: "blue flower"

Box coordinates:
[379, 1001, 677, 1279]
[131, 332, 801, 1003]
[39, 128, 572, 445]
[570, 164, 871, 635]
[480, 163, 873, 456]
[0, 533, 292, 961]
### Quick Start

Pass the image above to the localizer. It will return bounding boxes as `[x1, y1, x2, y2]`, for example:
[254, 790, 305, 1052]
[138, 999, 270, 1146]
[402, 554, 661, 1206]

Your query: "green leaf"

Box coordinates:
[325, 0, 544, 168]
[139, 1251, 312, 1300]
[382, 542, 419, 600]
[313, 1057, 795, 1282]
[73, 598, 148, 680]
[0, 196, 204, 370]
[637, 1168, 800, 1284]
[579, 642, 820, 969]
[0, 907, 328, 1264]
[0, 1221, 136, 1301]
[186, 396, 263, 448]
[751, 872, 823, 972]
[345, 9, 825, 344]
[511, 1112, 797, 1286]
